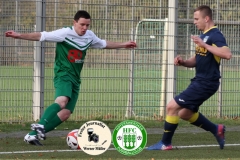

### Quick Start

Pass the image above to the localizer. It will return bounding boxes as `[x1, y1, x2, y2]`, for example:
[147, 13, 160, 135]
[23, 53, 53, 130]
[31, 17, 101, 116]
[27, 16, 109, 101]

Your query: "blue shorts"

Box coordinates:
[174, 80, 220, 112]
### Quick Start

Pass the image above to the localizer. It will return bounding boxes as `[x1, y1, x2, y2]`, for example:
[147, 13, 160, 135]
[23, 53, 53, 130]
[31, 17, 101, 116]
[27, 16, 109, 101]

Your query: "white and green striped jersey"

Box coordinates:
[40, 26, 106, 84]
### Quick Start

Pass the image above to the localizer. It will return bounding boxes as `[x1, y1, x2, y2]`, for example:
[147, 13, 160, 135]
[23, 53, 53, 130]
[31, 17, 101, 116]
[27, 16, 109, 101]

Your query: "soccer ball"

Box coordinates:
[66, 129, 80, 149]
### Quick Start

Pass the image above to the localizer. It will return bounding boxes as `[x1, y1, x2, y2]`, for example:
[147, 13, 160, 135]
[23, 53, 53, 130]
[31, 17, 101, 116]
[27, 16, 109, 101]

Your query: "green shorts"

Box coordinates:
[54, 76, 80, 113]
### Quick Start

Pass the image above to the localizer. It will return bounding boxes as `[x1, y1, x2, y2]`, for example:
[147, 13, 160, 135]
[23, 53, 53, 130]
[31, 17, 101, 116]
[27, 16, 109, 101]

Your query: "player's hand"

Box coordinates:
[174, 55, 184, 66]
[5, 30, 20, 38]
[124, 41, 137, 48]
[191, 35, 206, 48]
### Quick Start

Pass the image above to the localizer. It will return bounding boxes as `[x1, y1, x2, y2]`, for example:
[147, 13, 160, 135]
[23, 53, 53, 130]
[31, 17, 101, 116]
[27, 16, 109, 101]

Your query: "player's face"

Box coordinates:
[73, 18, 91, 36]
[193, 11, 206, 31]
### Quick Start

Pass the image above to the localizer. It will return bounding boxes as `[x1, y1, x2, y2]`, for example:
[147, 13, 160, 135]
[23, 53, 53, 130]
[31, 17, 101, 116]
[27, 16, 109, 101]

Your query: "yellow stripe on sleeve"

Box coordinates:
[212, 44, 221, 63]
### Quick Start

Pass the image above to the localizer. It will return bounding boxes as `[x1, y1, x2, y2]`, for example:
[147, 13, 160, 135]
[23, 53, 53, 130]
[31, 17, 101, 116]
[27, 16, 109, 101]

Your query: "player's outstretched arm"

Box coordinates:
[5, 30, 41, 41]
[105, 41, 137, 49]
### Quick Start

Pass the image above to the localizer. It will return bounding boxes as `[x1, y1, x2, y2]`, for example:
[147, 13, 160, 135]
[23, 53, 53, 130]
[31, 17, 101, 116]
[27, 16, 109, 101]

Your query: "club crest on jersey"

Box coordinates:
[203, 36, 209, 42]
[67, 49, 84, 63]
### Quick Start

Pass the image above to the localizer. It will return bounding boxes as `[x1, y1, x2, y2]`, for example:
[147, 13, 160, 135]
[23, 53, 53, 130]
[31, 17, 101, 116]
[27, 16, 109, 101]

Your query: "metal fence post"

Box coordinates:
[216, 0, 222, 118]
[166, 0, 178, 107]
[33, 0, 45, 121]
[40, 0, 46, 119]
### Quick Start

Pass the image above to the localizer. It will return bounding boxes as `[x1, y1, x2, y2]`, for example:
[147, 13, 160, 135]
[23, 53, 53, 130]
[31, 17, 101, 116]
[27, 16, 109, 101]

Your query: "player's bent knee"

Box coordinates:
[178, 109, 194, 121]
[166, 104, 176, 113]
[55, 96, 69, 109]
[166, 99, 182, 114]
[179, 114, 191, 121]
[57, 109, 71, 121]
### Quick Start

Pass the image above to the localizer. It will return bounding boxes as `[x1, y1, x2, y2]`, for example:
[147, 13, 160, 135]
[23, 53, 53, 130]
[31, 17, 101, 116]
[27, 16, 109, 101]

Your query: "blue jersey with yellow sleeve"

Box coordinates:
[195, 26, 228, 81]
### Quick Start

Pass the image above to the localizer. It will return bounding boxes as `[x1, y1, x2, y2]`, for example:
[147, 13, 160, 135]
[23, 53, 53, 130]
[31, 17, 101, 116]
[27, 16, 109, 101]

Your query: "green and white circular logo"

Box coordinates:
[112, 120, 147, 156]
[77, 120, 111, 155]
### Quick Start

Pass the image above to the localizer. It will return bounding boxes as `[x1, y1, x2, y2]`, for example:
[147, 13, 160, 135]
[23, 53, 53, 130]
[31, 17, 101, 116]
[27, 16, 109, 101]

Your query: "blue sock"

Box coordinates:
[189, 112, 217, 135]
[162, 115, 179, 145]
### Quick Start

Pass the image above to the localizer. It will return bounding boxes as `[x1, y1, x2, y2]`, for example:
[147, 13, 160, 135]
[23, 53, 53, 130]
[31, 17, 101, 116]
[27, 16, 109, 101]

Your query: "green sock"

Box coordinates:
[29, 103, 61, 136]
[38, 103, 61, 126]
[29, 130, 38, 135]
[44, 115, 63, 133]
[29, 115, 62, 135]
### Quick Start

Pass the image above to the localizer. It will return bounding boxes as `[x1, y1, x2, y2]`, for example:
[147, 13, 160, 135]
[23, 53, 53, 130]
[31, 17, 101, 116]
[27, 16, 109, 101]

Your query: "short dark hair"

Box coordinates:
[194, 5, 212, 20]
[74, 10, 91, 21]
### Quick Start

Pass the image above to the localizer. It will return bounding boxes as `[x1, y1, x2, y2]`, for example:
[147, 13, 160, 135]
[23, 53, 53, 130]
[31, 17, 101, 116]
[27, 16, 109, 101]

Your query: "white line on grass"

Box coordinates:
[173, 144, 240, 148]
[1, 144, 240, 154]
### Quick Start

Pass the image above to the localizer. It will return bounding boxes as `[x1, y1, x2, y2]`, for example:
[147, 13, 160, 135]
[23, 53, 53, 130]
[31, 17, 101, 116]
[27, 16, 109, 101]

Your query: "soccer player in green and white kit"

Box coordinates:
[5, 10, 136, 146]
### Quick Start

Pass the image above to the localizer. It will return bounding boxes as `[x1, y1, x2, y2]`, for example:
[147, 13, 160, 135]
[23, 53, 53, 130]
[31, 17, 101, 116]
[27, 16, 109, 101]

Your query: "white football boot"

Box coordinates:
[24, 133, 43, 146]
[31, 124, 46, 140]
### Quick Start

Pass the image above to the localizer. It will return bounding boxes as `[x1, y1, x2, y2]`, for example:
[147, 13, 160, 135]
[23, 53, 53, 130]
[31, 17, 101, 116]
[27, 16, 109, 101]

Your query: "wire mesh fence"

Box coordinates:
[0, 0, 240, 122]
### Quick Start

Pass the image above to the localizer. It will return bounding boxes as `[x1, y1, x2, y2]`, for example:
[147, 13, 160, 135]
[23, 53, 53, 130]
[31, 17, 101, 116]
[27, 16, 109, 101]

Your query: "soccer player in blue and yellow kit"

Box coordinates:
[5, 10, 136, 146]
[148, 5, 232, 150]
